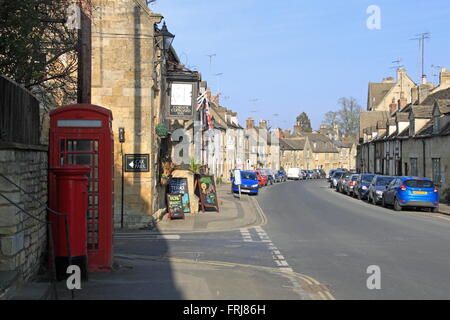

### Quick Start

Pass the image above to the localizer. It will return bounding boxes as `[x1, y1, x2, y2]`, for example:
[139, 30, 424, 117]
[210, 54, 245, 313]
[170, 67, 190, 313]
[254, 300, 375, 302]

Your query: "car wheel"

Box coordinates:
[394, 198, 402, 211]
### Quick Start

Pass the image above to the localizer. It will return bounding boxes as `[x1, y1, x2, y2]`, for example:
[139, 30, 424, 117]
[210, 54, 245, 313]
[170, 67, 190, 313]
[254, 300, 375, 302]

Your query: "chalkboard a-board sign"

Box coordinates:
[167, 194, 185, 219]
[168, 178, 190, 213]
[196, 175, 220, 212]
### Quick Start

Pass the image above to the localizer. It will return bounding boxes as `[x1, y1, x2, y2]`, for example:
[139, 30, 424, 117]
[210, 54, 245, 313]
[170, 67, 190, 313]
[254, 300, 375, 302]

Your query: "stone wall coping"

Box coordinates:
[0, 142, 48, 152]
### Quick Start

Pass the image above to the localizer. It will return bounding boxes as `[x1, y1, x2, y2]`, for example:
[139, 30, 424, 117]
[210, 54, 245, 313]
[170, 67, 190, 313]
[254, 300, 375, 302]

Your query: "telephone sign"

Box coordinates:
[124, 154, 149, 172]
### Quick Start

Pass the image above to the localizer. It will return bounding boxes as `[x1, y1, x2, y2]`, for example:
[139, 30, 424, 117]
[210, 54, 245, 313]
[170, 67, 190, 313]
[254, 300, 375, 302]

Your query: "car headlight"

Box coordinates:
[376, 190, 383, 195]
[362, 186, 368, 190]
[252, 184, 259, 188]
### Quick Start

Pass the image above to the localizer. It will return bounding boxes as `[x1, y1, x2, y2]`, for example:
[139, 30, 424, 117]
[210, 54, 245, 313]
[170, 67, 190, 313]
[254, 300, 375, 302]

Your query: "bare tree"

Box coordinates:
[322, 97, 361, 138]
[322, 111, 339, 128]
[0, 0, 85, 106]
[336, 97, 361, 137]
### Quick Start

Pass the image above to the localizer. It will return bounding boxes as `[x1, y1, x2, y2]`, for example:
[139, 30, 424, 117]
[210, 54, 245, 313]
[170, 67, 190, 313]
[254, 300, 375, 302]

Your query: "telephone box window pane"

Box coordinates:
[60, 140, 65, 152]
[57, 120, 102, 127]
[68, 140, 92, 152]
[68, 154, 91, 165]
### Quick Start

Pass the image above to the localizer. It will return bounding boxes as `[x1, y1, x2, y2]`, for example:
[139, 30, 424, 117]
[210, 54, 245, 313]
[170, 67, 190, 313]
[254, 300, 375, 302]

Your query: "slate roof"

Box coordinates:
[410, 105, 433, 118]
[360, 110, 390, 137]
[367, 82, 396, 110]
[395, 112, 409, 122]
[279, 138, 306, 150]
[421, 87, 450, 105]
[434, 99, 450, 115]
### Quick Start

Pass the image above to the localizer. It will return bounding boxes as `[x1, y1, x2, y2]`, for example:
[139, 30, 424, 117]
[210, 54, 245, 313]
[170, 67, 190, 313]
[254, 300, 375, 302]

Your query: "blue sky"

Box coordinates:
[151, 0, 450, 130]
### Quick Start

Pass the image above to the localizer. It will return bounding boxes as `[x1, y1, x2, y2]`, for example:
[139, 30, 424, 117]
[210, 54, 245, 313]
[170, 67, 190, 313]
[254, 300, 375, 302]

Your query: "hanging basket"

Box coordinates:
[156, 123, 169, 137]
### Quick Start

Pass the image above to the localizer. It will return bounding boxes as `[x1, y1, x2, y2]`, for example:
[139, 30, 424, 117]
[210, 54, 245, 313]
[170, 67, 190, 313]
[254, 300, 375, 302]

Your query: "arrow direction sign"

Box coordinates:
[124, 154, 149, 172]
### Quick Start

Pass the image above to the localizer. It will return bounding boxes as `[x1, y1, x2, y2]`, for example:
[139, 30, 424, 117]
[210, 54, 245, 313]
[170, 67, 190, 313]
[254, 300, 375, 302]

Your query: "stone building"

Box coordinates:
[91, 0, 164, 227]
[358, 79, 450, 201]
[367, 68, 417, 112]
[244, 118, 280, 170]
[279, 124, 356, 172]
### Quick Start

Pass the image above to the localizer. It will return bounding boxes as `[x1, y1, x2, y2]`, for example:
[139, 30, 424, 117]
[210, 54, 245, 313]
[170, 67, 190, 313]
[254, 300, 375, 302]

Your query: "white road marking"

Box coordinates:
[275, 260, 289, 267]
[240, 228, 253, 242]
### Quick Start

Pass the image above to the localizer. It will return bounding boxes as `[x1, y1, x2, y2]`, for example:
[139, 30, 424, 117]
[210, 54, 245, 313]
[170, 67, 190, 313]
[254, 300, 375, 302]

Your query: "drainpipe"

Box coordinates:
[422, 139, 426, 177]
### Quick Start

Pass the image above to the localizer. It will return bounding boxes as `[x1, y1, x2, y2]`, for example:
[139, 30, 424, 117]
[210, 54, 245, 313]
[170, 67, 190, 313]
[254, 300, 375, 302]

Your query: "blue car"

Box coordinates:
[232, 171, 259, 195]
[354, 173, 376, 200]
[382, 176, 439, 212]
[278, 170, 287, 182]
[367, 175, 395, 204]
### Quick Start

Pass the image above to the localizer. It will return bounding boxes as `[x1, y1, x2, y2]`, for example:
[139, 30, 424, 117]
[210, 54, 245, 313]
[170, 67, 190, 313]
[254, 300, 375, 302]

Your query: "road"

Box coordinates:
[257, 179, 450, 299]
[63, 179, 450, 300]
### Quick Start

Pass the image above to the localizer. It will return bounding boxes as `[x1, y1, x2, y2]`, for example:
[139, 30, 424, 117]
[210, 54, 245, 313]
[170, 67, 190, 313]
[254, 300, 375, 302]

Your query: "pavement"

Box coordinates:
[123, 183, 267, 234]
[438, 203, 450, 215]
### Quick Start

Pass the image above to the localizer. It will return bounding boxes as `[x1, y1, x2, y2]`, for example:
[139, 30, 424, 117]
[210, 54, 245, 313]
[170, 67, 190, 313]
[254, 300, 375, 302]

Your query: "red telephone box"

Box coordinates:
[49, 104, 114, 272]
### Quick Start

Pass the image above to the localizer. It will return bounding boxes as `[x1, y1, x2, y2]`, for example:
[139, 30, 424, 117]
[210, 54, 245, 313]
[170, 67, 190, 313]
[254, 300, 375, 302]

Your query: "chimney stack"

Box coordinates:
[398, 94, 407, 110]
[440, 67, 450, 85]
[259, 120, 267, 130]
[422, 75, 427, 85]
[389, 98, 397, 114]
[246, 117, 254, 129]
[284, 129, 291, 137]
[293, 122, 301, 136]
[211, 94, 219, 105]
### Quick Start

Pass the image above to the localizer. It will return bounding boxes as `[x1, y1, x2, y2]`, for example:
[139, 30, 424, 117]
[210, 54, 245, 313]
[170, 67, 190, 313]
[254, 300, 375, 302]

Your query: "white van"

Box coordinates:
[287, 168, 301, 180]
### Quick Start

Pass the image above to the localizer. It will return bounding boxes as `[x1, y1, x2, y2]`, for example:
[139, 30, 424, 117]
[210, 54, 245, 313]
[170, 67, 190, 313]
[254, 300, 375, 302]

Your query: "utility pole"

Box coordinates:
[411, 32, 431, 84]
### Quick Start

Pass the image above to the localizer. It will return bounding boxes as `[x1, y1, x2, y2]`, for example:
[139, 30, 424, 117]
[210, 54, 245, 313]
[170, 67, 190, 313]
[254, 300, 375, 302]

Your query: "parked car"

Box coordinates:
[367, 175, 395, 204]
[287, 168, 302, 180]
[343, 174, 359, 196]
[300, 170, 308, 180]
[231, 171, 259, 195]
[252, 170, 267, 187]
[330, 171, 345, 188]
[305, 170, 315, 179]
[336, 172, 351, 193]
[318, 169, 326, 179]
[354, 173, 376, 200]
[272, 169, 282, 183]
[313, 169, 322, 179]
[258, 168, 274, 185]
[382, 177, 439, 212]
[278, 170, 288, 182]
[327, 169, 337, 181]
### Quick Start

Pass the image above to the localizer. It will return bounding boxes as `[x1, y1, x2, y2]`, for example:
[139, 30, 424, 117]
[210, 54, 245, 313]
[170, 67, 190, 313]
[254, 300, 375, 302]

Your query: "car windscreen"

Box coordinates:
[361, 175, 375, 183]
[404, 179, 434, 188]
[351, 175, 359, 181]
[376, 177, 394, 186]
[333, 172, 344, 178]
[241, 172, 257, 180]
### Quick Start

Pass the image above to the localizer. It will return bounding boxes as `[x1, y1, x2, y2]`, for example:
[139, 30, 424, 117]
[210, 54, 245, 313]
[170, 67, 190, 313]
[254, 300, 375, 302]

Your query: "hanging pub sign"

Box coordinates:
[167, 81, 197, 120]
[168, 178, 190, 213]
[196, 175, 220, 212]
[167, 194, 185, 219]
